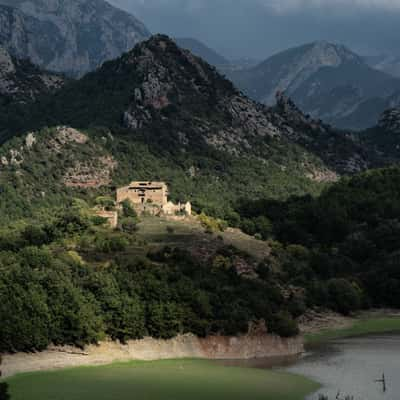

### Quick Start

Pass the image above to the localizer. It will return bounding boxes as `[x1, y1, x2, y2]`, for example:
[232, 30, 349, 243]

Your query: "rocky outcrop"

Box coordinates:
[378, 108, 400, 134]
[0, 46, 64, 102]
[63, 155, 117, 188]
[269, 94, 369, 175]
[1, 333, 304, 378]
[3, 35, 391, 181]
[0, 126, 117, 189]
[0, 0, 150, 77]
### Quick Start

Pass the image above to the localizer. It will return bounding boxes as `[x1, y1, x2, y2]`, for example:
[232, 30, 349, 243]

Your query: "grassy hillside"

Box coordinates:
[6, 359, 319, 400]
[0, 125, 325, 223]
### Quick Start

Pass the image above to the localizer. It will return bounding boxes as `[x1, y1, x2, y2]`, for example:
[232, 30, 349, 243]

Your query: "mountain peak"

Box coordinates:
[306, 40, 363, 67]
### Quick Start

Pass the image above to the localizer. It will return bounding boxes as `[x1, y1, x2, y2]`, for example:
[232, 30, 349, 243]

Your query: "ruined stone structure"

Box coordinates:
[116, 181, 191, 216]
[117, 181, 169, 206]
[94, 209, 118, 229]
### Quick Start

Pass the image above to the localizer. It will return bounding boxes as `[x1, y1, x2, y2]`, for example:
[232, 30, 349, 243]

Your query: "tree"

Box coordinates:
[95, 196, 115, 211]
[327, 279, 362, 315]
[121, 200, 137, 218]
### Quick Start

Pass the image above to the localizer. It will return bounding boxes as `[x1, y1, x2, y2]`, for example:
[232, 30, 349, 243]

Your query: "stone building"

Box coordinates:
[116, 181, 191, 216]
[117, 181, 169, 206]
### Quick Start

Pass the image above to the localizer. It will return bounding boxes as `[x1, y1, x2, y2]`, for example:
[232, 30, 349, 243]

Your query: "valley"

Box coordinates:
[0, 2, 400, 400]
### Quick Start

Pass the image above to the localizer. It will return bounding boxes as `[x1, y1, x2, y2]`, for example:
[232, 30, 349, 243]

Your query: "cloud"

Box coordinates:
[257, 0, 400, 13]
[107, 0, 400, 59]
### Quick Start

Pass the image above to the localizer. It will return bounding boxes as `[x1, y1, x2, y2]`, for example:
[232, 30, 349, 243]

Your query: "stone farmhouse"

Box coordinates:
[116, 181, 191, 216]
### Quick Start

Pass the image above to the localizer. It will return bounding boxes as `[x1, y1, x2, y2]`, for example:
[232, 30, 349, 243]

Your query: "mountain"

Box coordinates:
[1, 35, 356, 221]
[3, 34, 400, 218]
[0, 46, 64, 105]
[365, 54, 400, 78]
[174, 38, 230, 68]
[229, 41, 400, 130]
[0, 0, 150, 77]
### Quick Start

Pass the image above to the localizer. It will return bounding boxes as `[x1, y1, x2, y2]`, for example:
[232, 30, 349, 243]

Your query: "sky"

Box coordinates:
[108, 0, 400, 60]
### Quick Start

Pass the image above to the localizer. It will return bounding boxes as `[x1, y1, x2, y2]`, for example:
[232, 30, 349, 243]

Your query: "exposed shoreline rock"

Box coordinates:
[1, 333, 304, 378]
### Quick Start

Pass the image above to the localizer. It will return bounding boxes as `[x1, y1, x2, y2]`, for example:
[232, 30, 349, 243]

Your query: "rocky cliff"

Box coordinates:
[1, 333, 304, 378]
[0, 46, 64, 103]
[0, 0, 150, 77]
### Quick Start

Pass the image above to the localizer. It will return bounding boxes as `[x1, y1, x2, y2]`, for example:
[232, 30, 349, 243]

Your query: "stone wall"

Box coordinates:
[1, 333, 303, 378]
[95, 210, 118, 229]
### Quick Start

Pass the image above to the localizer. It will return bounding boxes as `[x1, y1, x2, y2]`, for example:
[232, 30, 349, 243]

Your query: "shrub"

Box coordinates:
[95, 235, 129, 253]
[95, 196, 115, 211]
[198, 213, 227, 233]
[327, 279, 362, 315]
[166, 226, 175, 234]
[269, 312, 299, 337]
[120, 218, 138, 234]
[121, 200, 137, 218]
[0, 383, 10, 400]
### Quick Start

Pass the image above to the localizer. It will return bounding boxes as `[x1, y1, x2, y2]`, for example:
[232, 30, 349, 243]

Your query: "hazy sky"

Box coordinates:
[108, 0, 400, 60]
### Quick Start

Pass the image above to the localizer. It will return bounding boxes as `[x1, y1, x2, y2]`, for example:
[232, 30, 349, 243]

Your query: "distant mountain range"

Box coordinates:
[2, 35, 399, 181]
[228, 41, 400, 130]
[174, 38, 230, 68]
[174, 38, 260, 73]
[0, 0, 150, 77]
[365, 55, 400, 79]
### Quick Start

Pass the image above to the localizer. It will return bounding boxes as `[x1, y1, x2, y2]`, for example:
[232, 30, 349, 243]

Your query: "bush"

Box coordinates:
[95, 235, 129, 253]
[327, 279, 362, 315]
[95, 196, 115, 211]
[269, 312, 299, 337]
[166, 226, 175, 234]
[121, 200, 137, 218]
[0, 383, 10, 400]
[120, 218, 138, 234]
[198, 213, 228, 233]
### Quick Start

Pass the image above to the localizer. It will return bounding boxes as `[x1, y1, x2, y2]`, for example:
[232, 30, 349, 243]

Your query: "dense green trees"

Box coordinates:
[0, 208, 299, 353]
[236, 166, 400, 313]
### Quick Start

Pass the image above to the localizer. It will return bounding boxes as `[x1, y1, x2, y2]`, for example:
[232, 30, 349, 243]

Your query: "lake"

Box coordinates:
[285, 334, 400, 399]
[218, 334, 400, 400]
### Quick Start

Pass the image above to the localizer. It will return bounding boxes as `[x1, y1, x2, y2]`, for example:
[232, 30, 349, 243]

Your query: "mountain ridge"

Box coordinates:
[229, 41, 400, 130]
[0, 45, 64, 104]
[174, 38, 230, 68]
[0, 0, 150, 77]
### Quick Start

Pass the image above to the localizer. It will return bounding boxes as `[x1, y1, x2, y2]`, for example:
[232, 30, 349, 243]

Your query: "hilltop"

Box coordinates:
[0, 35, 347, 221]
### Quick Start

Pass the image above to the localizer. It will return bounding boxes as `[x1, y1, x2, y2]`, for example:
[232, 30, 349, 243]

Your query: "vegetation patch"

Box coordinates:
[305, 317, 400, 344]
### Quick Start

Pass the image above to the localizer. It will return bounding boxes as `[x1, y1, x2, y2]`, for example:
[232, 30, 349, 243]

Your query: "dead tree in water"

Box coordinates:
[319, 394, 354, 400]
[375, 373, 386, 392]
